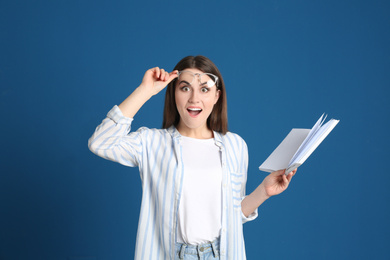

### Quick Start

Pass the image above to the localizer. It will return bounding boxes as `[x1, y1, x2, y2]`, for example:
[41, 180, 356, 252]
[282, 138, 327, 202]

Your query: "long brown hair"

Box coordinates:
[162, 55, 228, 134]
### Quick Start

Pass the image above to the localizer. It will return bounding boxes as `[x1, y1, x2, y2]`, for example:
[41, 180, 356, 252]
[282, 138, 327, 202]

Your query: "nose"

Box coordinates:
[188, 88, 200, 103]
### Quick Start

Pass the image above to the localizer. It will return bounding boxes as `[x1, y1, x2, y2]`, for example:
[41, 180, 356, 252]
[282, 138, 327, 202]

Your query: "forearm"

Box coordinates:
[241, 182, 270, 218]
[118, 67, 177, 118]
[118, 85, 154, 118]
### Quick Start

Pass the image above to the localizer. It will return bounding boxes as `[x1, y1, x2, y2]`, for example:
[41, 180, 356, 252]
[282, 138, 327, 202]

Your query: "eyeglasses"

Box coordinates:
[176, 70, 219, 88]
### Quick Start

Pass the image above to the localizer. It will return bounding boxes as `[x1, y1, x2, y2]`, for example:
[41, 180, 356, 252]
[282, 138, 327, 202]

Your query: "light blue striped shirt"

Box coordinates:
[88, 106, 258, 259]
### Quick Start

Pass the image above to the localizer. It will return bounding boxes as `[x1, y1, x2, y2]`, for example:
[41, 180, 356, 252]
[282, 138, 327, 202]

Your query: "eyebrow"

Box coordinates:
[178, 80, 209, 87]
[178, 80, 191, 85]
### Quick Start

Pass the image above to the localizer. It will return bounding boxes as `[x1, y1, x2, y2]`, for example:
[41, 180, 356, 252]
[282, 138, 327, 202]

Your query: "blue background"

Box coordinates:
[1, 0, 389, 259]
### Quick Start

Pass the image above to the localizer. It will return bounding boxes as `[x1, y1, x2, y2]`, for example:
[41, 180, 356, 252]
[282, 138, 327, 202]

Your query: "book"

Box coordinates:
[259, 114, 340, 174]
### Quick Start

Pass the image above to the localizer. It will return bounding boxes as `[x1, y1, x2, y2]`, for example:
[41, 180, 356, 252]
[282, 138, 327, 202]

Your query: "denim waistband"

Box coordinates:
[175, 238, 220, 259]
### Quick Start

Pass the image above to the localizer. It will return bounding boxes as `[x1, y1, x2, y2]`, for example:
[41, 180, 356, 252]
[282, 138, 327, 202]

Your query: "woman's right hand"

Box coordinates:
[118, 67, 178, 118]
[140, 67, 178, 96]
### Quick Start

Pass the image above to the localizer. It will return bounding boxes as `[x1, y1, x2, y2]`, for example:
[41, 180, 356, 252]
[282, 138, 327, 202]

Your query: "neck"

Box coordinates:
[176, 122, 214, 139]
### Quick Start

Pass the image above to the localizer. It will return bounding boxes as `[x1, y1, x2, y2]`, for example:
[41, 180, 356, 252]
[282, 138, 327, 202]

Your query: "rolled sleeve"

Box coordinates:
[241, 207, 258, 224]
[88, 105, 142, 167]
[107, 105, 134, 125]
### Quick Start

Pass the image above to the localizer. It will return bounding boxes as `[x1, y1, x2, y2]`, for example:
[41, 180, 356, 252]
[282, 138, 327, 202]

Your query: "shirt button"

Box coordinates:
[223, 183, 226, 188]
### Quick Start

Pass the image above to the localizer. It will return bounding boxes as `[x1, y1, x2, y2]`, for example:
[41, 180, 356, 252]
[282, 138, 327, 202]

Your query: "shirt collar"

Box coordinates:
[213, 131, 224, 148]
[167, 126, 181, 140]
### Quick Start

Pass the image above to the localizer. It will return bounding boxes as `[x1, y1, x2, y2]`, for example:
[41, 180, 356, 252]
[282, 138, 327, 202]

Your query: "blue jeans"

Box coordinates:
[175, 238, 220, 260]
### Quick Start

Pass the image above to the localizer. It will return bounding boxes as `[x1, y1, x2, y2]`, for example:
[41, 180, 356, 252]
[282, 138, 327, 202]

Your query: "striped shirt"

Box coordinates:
[88, 106, 258, 260]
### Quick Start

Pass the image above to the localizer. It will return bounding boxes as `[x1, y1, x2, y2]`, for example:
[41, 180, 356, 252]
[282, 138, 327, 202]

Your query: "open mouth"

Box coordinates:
[187, 107, 202, 117]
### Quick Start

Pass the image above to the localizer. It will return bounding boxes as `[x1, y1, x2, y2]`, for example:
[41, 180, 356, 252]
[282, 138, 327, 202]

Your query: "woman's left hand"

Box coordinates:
[262, 169, 297, 197]
[241, 168, 297, 217]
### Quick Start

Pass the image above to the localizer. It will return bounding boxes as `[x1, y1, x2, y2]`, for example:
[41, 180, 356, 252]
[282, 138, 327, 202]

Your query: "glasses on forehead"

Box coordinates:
[177, 70, 219, 88]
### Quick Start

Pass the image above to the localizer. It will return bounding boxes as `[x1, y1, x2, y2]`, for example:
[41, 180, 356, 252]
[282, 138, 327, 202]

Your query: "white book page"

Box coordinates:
[289, 114, 326, 164]
[259, 129, 310, 172]
[294, 119, 340, 164]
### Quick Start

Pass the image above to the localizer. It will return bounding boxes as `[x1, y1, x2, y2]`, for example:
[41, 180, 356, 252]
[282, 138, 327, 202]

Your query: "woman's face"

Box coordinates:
[175, 68, 220, 135]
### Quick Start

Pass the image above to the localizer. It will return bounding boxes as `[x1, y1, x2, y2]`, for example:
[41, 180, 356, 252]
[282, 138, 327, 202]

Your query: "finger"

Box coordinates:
[281, 173, 287, 185]
[165, 71, 179, 84]
[162, 70, 169, 81]
[147, 67, 155, 76]
[286, 172, 294, 182]
[160, 68, 166, 80]
[154, 67, 160, 79]
[274, 169, 286, 176]
[288, 169, 297, 180]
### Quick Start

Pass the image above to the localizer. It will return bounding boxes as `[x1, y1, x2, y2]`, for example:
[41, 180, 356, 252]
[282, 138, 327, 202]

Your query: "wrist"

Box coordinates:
[136, 84, 154, 99]
[258, 182, 271, 201]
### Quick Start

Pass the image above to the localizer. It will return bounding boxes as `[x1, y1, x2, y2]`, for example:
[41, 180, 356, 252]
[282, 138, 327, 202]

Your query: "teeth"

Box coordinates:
[188, 108, 202, 111]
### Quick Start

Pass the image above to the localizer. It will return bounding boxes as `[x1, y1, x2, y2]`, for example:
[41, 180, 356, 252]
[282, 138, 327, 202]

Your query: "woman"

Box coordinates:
[88, 55, 296, 260]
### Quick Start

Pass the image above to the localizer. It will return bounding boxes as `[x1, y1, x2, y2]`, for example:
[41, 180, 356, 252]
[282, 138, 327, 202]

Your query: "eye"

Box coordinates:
[180, 86, 191, 92]
[201, 87, 210, 93]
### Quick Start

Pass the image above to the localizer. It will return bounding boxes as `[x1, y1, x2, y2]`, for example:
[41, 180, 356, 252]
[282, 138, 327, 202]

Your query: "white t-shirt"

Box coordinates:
[177, 136, 223, 245]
